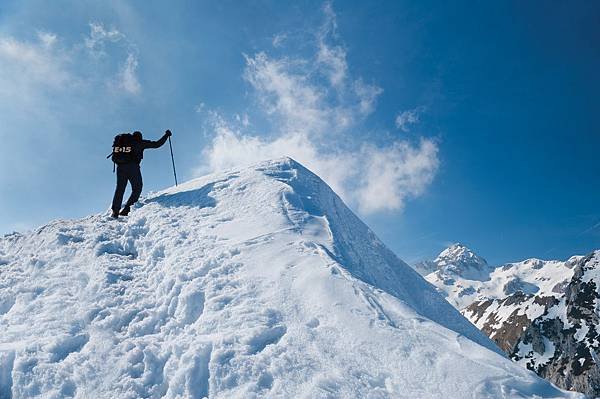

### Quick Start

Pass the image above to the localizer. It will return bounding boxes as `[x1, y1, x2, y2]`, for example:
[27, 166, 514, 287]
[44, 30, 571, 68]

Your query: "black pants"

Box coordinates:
[112, 163, 143, 212]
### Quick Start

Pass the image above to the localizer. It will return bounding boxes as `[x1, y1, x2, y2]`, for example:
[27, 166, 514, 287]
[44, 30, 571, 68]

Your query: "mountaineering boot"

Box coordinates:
[119, 205, 131, 216]
[111, 210, 119, 219]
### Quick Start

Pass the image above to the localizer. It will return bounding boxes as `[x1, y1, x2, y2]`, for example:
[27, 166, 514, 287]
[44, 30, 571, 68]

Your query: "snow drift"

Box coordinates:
[0, 158, 580, 398]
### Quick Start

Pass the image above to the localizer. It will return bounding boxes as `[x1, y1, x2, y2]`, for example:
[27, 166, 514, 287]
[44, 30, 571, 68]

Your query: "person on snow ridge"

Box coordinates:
[110, 129, 172, 218]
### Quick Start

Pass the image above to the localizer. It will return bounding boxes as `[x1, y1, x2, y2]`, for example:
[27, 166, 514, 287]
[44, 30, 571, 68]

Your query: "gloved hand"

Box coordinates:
[165, 129, 172, 137]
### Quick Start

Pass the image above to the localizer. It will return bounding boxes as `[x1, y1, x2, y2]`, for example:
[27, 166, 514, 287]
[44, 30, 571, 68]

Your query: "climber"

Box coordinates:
[109, 130, 172, 218]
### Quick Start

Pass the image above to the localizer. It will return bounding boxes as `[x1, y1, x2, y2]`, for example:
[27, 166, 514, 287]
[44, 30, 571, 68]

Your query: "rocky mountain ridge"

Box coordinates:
[419, 244, 599, 396]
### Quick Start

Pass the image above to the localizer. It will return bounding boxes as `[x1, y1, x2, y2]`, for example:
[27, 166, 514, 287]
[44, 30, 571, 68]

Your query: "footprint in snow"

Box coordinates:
[95, 239, 137, 258]
[47, 333, 89, 363]
[0, 295, 15, 315]
[56, 231, 84, 245]
[245, 325, 287, 355]
[176, 285, 205, 326]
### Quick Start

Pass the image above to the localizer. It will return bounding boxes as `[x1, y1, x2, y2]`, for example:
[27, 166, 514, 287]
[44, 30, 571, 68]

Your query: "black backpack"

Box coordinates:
[106, 133, 136, 168]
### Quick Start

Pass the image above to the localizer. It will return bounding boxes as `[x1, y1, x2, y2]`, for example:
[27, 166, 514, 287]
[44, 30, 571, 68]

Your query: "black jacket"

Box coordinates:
[132, 134, 169, 163]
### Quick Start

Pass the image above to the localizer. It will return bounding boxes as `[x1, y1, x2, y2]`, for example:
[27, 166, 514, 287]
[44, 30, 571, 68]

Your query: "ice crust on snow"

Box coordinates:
[0, 158, 580, 398]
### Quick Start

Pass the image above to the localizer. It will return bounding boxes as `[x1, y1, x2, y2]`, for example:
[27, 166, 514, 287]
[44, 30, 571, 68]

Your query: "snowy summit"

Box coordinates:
[0, 158, 579, 398]
[413, 243, 490, 279]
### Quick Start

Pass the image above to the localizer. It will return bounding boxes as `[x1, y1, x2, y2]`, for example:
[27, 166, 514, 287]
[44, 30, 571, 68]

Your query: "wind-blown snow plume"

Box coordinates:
[199, 3, 438, 214]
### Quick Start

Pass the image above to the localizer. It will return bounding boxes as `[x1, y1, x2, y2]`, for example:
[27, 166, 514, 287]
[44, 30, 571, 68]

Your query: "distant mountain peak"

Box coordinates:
[411, 244, 489, 279]
[432, 243, 490, 281]
[437, 243, 487, 266]
[424, 238, 599, 396]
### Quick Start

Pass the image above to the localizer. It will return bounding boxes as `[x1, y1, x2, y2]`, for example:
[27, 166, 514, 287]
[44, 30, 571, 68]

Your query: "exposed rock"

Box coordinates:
[503, 277, 540, 296]
[464, 252, 600, 397]
[424, 243, 600, 396]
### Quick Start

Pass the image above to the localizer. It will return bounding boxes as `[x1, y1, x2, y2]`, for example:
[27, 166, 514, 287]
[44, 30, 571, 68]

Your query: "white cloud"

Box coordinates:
[195, 102, 206, 113]
[0, 23, 142, 99]
[196, 115, 356, 201]
[244, 52, 330, 135]
[85, 22, 141, 95]
[198, 116, 438, 214]
[395, 106, 425, 132]
[119, 53, 141, 95]
[198, 3, 438, 215]
[235, 113, 250, 127]
[272, 33, 287, 48]
[356, 139, 439, 213]
[354, 79, 384, 116]
[37, 31, 57, 48]
[85, 22, 125, 57]
[316, 3, 347, 88]
[0, 34, 72, 98]
[242, 1, 382, 137]
[317, 42, 347, 88]
[320, 2, 339, 38]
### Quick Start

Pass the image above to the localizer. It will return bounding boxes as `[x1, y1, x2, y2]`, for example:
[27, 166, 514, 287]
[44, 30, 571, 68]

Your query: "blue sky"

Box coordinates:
[0, 1, 598, 265]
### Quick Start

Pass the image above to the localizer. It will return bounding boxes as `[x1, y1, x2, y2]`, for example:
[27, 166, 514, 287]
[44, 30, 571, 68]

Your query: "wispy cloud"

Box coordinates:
[119, 53, 141, 94]
[0, 21, 144, 187]
[272, 33, 287, 48]
[356, 139, 439, 213]
[0, 34, 70, 89]
[84, 22, 141, 95]
[0, 32, 77, 110]
[316, 2, 346, 88]
[37, 31, 57, 48]
[198, 2, 439, 214]
[0, 22, 142, 101]
[396, 106, 425, 132]
[354, 79, 383, 116]
[85, 22, 126, 57]
[578, 219, 600, 236]
[243, 52, 331, 135]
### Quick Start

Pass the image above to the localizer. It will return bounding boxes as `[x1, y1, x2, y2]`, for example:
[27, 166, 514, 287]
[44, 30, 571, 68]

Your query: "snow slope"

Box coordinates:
[0, 158, 579, 398]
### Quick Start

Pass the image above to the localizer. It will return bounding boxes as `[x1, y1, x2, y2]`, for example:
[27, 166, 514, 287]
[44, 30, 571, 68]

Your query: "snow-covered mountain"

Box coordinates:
[423, 244, 576, 309]
[417, 243, 492, 287]
[0, 158, 578, 398]
[421, 244, 600, 396]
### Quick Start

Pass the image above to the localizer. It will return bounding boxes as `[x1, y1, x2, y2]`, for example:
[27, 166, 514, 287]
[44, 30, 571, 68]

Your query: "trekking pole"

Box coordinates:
[168, 135, 178, 186]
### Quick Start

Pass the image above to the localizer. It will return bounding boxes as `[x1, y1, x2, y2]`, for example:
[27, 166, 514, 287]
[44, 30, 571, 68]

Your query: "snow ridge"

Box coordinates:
[0, 158, 578, 398]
